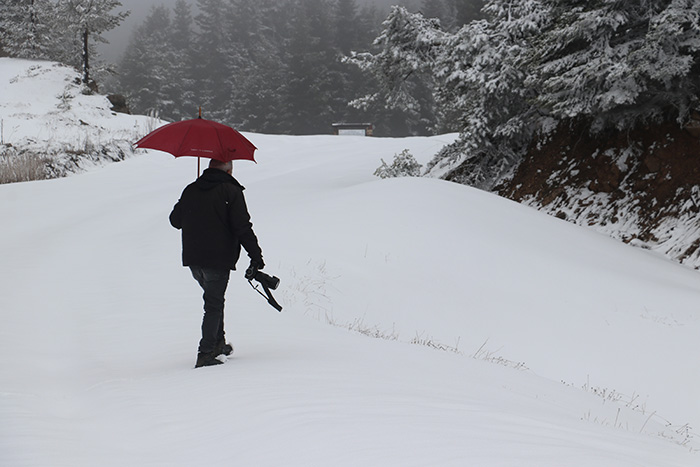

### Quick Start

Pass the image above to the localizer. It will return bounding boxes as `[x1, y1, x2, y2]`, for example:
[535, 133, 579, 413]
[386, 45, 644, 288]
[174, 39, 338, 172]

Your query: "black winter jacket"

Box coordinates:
[169, 168, 263, 270]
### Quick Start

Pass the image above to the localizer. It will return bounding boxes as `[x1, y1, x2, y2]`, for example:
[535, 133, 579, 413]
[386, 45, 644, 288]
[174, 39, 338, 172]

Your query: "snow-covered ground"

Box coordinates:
[2, 58, 700, 466]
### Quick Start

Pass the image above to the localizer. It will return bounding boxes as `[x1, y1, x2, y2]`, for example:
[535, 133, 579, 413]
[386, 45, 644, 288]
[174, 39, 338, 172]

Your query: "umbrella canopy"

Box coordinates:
[134, 118, 256, 162]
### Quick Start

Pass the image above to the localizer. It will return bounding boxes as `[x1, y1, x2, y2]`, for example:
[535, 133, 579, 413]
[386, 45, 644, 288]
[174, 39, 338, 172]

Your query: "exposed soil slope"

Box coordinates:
[499, 119, 700, 268]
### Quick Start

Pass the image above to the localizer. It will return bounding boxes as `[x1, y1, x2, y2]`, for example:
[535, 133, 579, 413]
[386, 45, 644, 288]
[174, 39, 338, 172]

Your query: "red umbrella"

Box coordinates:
[134, 117, 256, 163]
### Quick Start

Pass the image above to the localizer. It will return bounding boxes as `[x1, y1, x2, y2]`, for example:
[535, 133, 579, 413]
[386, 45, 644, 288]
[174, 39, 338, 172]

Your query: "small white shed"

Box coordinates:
[332, 123, 374, 136]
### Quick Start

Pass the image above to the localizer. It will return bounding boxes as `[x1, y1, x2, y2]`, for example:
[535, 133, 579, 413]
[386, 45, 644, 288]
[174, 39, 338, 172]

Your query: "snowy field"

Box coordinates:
[2, 59, 700, 466]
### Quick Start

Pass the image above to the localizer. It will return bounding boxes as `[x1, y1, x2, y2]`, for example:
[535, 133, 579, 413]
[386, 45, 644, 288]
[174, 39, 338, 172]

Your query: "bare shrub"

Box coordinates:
[0, 146, 50, 184]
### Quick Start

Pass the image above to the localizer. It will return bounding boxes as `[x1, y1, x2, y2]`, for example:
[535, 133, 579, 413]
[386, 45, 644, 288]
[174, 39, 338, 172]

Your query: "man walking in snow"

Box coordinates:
[169, 159, 265, 368]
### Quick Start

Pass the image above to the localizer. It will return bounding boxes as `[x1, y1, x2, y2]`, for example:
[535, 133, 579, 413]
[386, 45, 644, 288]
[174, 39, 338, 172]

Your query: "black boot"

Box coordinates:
[195, 352, 224, 368]
[215, 340, 234, 357]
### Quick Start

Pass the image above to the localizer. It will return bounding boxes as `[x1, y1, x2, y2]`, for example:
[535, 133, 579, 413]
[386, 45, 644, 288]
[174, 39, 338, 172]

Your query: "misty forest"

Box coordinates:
[109, 0, 485, 137]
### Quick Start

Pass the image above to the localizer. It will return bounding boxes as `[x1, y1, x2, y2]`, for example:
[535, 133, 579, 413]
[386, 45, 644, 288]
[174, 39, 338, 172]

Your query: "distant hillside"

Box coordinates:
[499, 119, 700, 269]
[0, 58, 157, 183]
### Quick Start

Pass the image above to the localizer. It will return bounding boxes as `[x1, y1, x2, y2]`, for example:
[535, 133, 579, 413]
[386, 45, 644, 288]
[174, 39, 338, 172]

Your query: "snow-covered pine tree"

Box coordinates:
[0, 0, 55, 60]
[118, 6, 173, 115]
[534, 0, 700, 131]
[426, 0, 550, 188]
[193, 0, 235, 122]
[169, 0, 198, 120]
[355, 3, 385, 42]
[374, 149, 423, 179]
[327, 0, 376, 128]
[335, 0, 360, 55]
[53, 0, 128, 87]
[346, 6, 444, 135]
[225, 0, 288, 132]
[280, 0, 338, 134]
[629, 0, 700, 126]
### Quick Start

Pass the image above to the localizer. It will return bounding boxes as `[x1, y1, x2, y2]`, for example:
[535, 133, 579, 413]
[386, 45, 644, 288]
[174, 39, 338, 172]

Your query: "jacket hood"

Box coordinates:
[194, 168, 245, 191]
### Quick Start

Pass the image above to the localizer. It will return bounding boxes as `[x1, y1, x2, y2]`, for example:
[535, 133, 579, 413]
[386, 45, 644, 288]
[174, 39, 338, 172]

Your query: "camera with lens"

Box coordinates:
[247, 269, 282, 312]
[253, 270, 280, 290]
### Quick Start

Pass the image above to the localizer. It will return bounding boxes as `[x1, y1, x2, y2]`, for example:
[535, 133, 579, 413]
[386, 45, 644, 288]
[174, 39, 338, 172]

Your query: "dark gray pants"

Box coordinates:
[190, 266, 230, 354]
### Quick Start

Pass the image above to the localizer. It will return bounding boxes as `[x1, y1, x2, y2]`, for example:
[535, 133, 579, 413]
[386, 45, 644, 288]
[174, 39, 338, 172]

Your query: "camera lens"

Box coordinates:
[255, 271, 280, 290]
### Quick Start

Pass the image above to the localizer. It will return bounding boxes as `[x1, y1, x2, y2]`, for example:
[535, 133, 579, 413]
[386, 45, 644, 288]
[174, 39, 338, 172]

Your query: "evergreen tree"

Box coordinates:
[535, 0, 700, 131]
[55, 0, 129, 86]
[335, 0, 360, 55]
[194, 0, 234, 121]
[118, 6, 173, 115]
[427, 0, 549, 187]
[226, 0, 288, 132]
[281, 0, 337, 134]
[347, 6, 444, 135]
[352, 0, 387, 123]
[639, 0, 700, 123]
[355, 3, 385, 42]
[0, 0, 55, 60]
[327, 0, 369, 126]
[170, 0, 198, 120]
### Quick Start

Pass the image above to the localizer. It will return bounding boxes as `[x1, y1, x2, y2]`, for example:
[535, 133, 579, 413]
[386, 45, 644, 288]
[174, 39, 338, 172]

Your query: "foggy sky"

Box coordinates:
[100, 0, 411, 63]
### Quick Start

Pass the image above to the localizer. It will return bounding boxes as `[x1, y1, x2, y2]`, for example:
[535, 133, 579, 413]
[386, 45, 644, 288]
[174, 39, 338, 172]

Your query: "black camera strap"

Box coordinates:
[248, 280, 283, 312]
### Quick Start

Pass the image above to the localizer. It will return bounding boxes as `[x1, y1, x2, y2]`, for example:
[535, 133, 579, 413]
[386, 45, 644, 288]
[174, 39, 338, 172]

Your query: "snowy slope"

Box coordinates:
[0, 58, 156, 177]
[1, 58, 700, 466]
